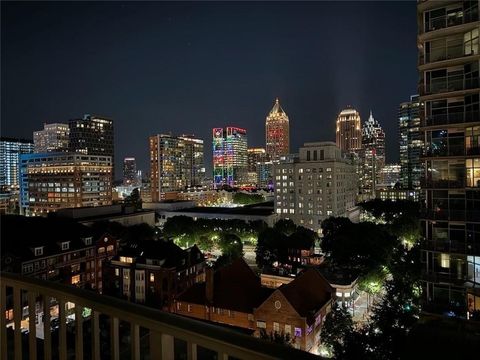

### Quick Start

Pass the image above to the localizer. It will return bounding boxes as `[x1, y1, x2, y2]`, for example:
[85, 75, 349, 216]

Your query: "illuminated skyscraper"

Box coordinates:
[0, 137, 34, 190]
[399, 95, 423, 189]
[335, 106, 362, 154]
[33, 123, 70, 153]
[361, 111, 385, 197]
[418, 0, 480, 316]
[69, 114, 115, 177]
[212, 127, 248, 188]
[150, 134, 205, 201]
[123, 157, 137, 186]
[266, 98, 289, 161]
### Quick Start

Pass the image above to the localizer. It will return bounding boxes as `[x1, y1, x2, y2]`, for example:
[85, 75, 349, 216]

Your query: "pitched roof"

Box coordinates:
[118, 240, 204, 269]
[177, 258, 273, 313]
[1, 215, 93, 260]
[277, 268, 333, 319]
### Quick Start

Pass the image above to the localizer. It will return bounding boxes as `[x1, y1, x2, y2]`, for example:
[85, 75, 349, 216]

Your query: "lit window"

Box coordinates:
[150, 273, 155, 282]
[98, 247, 105, 254]
[294, 327, 302, 337]
[120, 256, 133, 263]
[273, 322, 280, 332]
[115, 268, 120, 276]
[71, 275, 81, 285]
[61, 242, 69, 250]
[256, 320, 266, 329]
[285, 324, 291, 334]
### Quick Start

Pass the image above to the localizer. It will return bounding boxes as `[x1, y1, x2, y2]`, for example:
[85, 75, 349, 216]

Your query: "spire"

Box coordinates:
[269, 98, 286, 116]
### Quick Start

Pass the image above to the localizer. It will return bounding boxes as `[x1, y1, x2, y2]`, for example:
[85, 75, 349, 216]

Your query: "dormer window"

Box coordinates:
[61, 242, 70, 251]
[34, 247, 44, 256]
[83, 237, 92, 246]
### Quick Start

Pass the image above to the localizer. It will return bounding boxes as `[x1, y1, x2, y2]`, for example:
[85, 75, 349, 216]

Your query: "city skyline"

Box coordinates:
[2, 1, 418, 176]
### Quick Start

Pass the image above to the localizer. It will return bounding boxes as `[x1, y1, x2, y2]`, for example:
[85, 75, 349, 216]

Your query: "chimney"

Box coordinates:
[205, 267, 214, 304]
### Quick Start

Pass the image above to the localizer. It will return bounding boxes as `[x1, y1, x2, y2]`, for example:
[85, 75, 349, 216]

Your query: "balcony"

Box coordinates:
[424, 240, 480, 255]
[423, 43, 476, 65]
[423, 77, 479, 96]
[423, 179, 465, 189]
[425, 110, 480, 126]
[424, 9, 479, 33]
[0, 272, 319, 360]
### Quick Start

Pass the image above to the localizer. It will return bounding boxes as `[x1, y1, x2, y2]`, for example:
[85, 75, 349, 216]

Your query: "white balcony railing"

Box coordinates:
[1, 272, 320, 360]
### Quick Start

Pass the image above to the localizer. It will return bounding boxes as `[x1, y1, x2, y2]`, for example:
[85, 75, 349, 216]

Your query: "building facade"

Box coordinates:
[274, 142, 358, 234]
[0, 215, 117, 292]
[377, 163, 401, 188]
[0, 137, 34, 190]
[123, 157, 138, 186]
[69, 114, 114, 177]
[335, 107, 362, 154]
[104, 241, 205, 310]
[266, 98, 290, 161]
[212, 127, 248, 188]
[19, 153, 113, 216]
[149, 134, 205, 202]
[33, 123, 70, 153]
[360, 111, 386, 197]
[418, 0, 480, 317]
[399, 95, 424, 189]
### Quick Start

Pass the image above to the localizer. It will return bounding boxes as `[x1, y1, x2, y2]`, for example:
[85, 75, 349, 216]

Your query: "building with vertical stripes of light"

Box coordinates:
[212, 127, 248, 188]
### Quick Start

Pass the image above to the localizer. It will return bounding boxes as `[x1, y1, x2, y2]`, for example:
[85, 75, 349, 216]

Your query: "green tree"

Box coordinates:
[273, 219, 298, 236]
[321, 303, 355, 356]
[255, 228, 287, 269]
[162, 216, 197, 246]
[124, 188, 142, 210]
[232, 192, 265, 205]
[259, 329, 292, 347]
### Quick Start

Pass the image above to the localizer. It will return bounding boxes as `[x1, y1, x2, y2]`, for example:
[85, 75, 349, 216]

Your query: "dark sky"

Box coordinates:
[2, 1, 418, 179]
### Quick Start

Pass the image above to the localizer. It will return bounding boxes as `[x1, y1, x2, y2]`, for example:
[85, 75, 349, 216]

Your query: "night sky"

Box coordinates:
[2, 1, 418, 179]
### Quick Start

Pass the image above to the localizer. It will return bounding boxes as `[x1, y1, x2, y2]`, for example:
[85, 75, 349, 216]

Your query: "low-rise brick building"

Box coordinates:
[0, 215, 117, 291]
[103, 240, 205, 310]
[175, 259, 334, 352]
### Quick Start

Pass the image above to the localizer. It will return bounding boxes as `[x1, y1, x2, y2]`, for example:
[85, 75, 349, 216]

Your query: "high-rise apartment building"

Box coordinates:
[266, 98, 290, 161]
[399, 95, 424, 189]
[123, 157, 137, 186]
[19, 153, 113, 215]
[212, 127, 248, 188]
[360, 111, 386, 197]
[0, 137, 34, 190]
[247, 148, 269, 187]
[150, 134, 205, 201]
[418, 0, 479, 317]
[274, 142, 358, 234]
[69, 114, 114, 176]
[335, 106, 362, 154]
[33, 123, 70, 153]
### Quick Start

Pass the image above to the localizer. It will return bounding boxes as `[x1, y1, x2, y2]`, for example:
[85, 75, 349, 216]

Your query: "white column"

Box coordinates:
[59, 299, 67, 360]
[28, 291, 37, 360]
[161, 333, 174, 360]
[187, 342, 197, 360]
[43, 296, 52, 360]
[75, 305, 83, 360]
[110, 316, 119, 360]
[13, 287, 22, 360]
[131, 323, 140, 360]
[91, 311, 101, 360]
